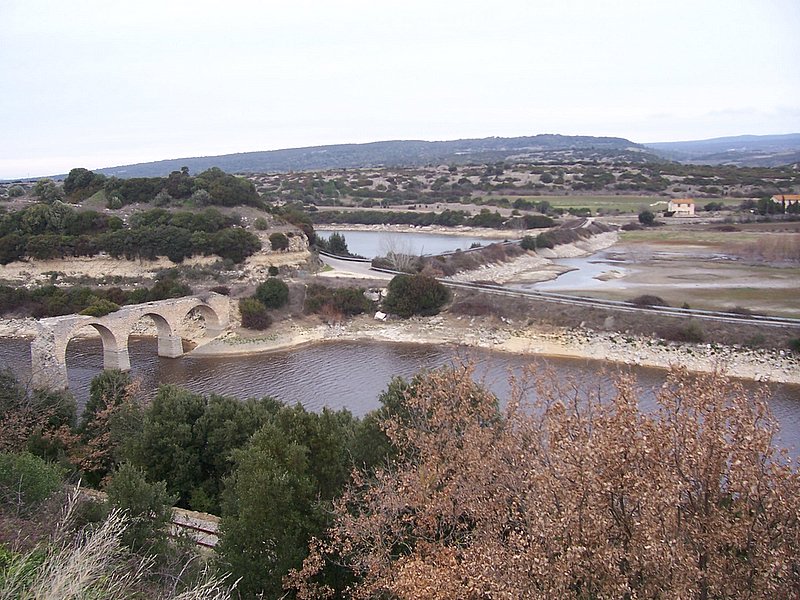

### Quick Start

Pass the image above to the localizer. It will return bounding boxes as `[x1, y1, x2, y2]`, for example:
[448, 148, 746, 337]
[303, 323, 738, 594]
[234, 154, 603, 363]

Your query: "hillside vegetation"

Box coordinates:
[0, 203, 261, 265]
[253, 161, 800, 216]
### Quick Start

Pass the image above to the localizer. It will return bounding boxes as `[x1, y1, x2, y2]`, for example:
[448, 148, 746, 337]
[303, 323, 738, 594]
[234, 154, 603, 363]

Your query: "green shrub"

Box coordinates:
[254, 217, 269, 231]
[788, 338, 800, 353]
[628, 295, 668, 307]
[535, 233, 554, 249]
[79, 299, 121, 317]
[269, 232, 289, 251]
[268, 265, 279, 277]
[383, 274, 450, 318]
[239, 298, 272, 330]
[105, 463, 174, 555]
[0, 452, 64, 515]
[638, 210, 655, 226]
[255, 278, 289, 309]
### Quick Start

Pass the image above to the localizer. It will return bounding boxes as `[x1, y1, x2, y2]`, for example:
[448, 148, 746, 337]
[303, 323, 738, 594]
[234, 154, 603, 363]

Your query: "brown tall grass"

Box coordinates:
[726, 234, 800, 262]
[0, 488, 235, 600]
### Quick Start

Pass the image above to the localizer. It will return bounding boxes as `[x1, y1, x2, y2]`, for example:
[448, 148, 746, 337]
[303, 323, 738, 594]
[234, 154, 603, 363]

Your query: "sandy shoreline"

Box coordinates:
[445, 231, 619, 284]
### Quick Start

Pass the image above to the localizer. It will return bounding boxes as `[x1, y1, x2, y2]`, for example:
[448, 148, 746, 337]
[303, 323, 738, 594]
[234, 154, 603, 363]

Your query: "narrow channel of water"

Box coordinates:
[1, 337, 798, 455]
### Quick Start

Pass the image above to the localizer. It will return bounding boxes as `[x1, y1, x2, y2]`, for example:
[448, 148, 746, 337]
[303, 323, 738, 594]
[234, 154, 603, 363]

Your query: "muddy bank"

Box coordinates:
[191, 314, 800, 385]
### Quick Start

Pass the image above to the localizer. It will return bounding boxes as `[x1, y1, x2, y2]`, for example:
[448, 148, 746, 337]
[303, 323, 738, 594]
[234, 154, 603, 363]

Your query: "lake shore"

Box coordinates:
[190, 314, 800, 386]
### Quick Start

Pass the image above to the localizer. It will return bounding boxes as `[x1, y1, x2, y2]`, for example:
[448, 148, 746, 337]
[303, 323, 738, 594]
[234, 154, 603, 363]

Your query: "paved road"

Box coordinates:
[318, 254, 392, 280]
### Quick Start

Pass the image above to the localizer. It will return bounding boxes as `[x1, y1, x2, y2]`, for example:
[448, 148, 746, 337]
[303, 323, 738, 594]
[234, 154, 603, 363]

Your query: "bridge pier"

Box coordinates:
[104, 346, 131, 372]
[158, 334, 184, 358]
[31, 326, 69, 390]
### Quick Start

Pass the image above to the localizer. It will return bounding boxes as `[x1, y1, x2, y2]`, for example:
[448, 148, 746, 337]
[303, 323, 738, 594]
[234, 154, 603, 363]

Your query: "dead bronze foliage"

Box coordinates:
[288, 365, 800, 599]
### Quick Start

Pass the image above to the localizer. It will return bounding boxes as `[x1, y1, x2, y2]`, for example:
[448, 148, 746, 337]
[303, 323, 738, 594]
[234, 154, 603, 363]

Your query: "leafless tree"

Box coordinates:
[378, 233, 419, 272]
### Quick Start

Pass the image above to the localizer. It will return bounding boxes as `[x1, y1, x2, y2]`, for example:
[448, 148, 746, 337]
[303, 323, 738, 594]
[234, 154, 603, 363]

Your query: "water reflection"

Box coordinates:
[316, 230, 502, 259]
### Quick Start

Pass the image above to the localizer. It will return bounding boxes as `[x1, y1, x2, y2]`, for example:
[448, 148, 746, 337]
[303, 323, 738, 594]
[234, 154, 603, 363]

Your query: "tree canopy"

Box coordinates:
[382, 273, 450, 318]
[0, 204, 261, 265]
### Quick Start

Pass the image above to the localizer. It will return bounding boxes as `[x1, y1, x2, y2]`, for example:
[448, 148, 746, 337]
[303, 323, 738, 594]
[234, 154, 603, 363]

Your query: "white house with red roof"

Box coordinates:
[667, 198, 695, 216]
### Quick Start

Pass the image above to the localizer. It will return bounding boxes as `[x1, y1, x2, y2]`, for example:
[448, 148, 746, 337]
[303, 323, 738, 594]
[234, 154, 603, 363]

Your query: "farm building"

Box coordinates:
[667, 198, 695, 216]
[771, 194, 800, 206]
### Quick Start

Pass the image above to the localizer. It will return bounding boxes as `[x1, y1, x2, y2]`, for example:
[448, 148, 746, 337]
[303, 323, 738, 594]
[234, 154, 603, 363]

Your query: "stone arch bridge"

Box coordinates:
[31, 293, 230, 390]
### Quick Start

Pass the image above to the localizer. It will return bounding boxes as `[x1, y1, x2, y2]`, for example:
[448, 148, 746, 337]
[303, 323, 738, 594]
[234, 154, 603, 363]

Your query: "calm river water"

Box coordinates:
[316, 230, 506, 259]
[1, 337, 799, 454]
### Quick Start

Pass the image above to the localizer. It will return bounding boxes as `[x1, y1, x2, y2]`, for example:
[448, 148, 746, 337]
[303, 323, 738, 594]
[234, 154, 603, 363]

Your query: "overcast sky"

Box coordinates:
[1, 0, 799, 179]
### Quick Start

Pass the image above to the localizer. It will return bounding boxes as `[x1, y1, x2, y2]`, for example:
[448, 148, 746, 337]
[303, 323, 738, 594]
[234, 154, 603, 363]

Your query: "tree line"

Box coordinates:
[311, 208, 554, 230]
[0, 277, 193, 319]
[63, 166, 260, 208]
[0, 204, 261, 265]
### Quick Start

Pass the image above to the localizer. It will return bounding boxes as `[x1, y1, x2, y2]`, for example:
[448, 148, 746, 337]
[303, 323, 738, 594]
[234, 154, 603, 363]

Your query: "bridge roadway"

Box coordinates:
[31, 293, 230, 390]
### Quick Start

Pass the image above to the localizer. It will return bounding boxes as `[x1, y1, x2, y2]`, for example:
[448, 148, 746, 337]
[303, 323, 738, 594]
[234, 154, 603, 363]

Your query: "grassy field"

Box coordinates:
[618, 228, 763, 248]
[577, 281, 800, 318]
[503, 195, 738, 214]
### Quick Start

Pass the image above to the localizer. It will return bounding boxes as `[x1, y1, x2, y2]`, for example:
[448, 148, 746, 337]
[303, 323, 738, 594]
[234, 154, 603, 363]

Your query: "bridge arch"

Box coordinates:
[63, 321, 131, 373]
[180, 302, 225, 339]
[134, 311, 183, 358]
[31, 294, 230, 390]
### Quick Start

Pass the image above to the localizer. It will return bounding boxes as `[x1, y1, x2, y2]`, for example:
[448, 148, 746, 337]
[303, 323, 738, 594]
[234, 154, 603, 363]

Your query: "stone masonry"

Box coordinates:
[31, 293, 230, 390]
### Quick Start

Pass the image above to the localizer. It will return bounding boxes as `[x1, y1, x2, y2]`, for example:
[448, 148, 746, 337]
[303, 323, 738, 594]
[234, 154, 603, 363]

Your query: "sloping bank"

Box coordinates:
[443, 231, 618, 284]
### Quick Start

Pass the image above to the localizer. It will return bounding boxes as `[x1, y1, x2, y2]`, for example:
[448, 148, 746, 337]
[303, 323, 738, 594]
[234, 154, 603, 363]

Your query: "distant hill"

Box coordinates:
[34, 133, 800, 182]
[85, 135, 654, 178]
[645, 133, 800, 167]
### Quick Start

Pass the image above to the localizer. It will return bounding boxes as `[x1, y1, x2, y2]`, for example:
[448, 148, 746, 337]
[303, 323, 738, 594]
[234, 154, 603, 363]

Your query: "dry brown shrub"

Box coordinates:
[726, 233, 800, 262]
[317, 303, 345, 324]
[288, 365, 800, 599]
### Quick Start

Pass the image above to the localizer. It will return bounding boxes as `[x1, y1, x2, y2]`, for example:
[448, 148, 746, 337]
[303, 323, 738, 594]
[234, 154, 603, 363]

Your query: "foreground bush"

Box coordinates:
[0, 452, 63, 515]
[0, 490, 234, 599]
[289, 366, 800, 599]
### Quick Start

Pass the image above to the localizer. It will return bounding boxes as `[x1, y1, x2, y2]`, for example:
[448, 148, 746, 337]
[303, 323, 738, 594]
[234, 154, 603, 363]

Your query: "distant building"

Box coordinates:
[667, 198, 695, 216]
[771, 194, 800, 206]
